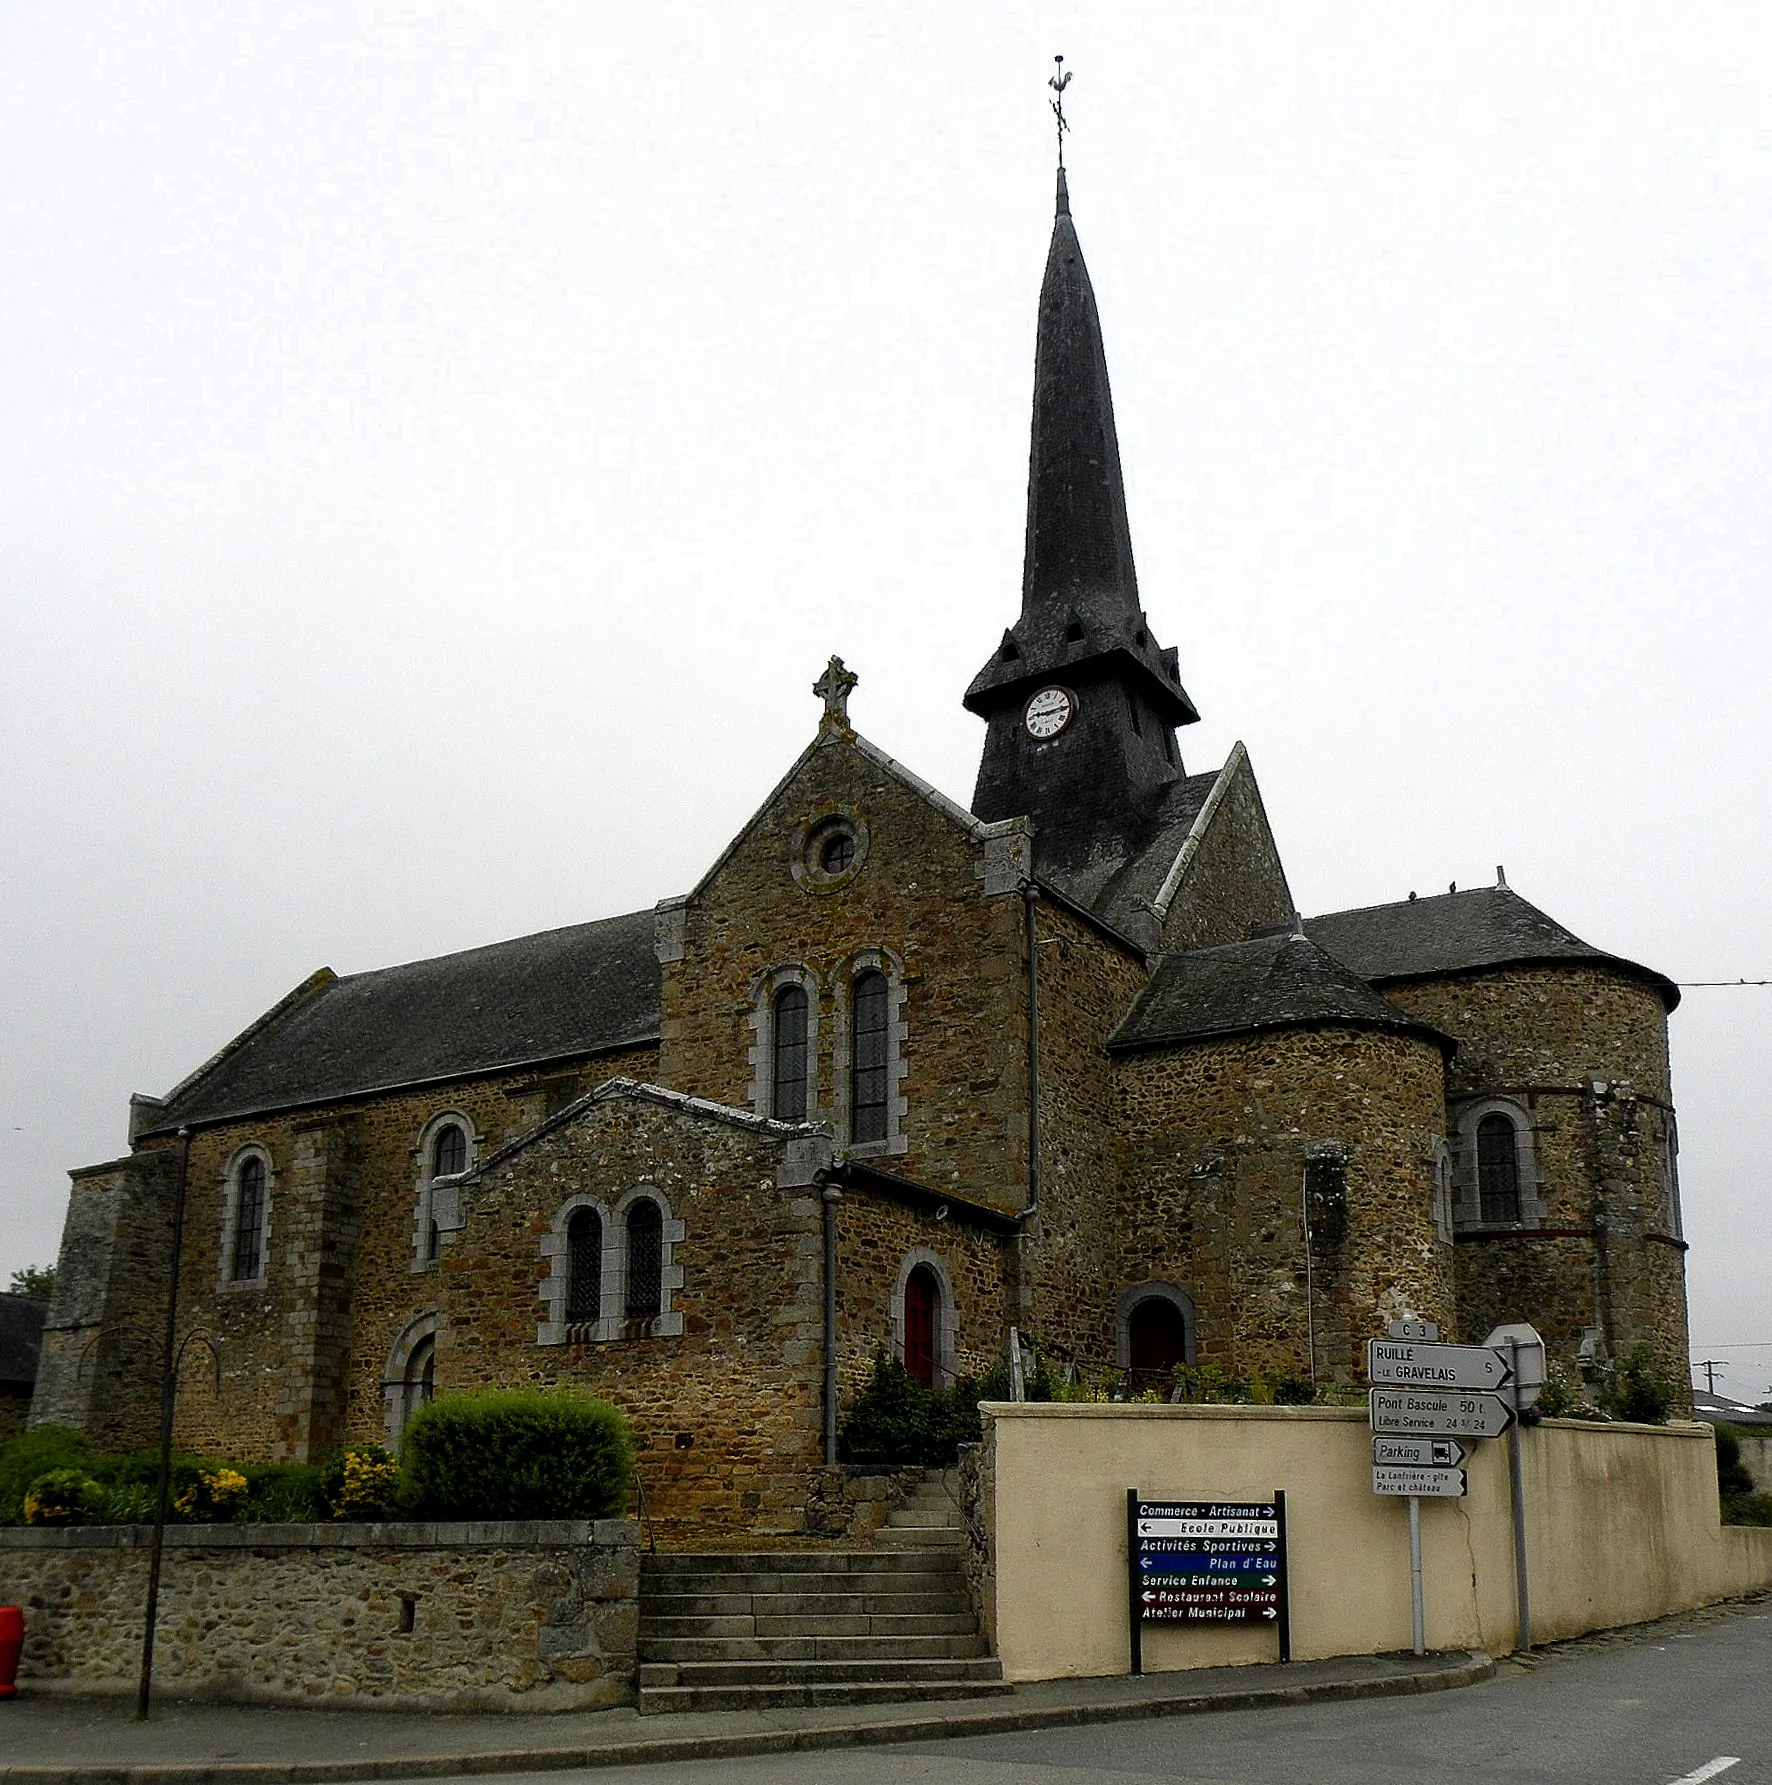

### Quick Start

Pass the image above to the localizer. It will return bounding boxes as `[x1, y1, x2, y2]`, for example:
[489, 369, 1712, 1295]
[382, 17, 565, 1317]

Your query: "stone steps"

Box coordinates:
[873, 1473, 968, 1548]
[637, 1493, 1001, 1713]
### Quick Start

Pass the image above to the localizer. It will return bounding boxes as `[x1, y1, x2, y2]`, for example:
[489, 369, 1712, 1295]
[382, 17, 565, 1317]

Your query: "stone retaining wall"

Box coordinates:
[0, 1519, 639, 1711]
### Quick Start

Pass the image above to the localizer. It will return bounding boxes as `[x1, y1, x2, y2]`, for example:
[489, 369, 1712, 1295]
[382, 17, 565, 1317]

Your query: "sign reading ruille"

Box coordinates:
[1367, 1339, 1512, 1392]
[1130, 1501, 1287, 1625]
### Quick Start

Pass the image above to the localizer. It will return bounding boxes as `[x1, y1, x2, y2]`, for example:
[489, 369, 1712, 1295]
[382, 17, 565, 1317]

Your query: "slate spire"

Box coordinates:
[967, 166, 1199, 869]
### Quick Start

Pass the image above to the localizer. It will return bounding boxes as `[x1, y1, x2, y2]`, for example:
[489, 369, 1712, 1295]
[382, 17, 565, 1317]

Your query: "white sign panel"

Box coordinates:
[1368, 1340, 1511, 1392]
[1372, 1436, 1467, 1468]
[1373, 1466, 1467, 1498]
[1369, 1387, 1514, 1439]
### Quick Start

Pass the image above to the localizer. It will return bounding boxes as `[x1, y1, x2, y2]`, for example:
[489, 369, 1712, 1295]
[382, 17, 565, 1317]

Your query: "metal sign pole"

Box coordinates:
[1407, 1493, 1425, 1656]
[1125, 1488, 1143, 1675]
[1506, 1337, 1531, 1651]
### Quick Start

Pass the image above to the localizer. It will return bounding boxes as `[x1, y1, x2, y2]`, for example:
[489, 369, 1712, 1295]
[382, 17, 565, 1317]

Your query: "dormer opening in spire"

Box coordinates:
[966, 150, 1199, 874]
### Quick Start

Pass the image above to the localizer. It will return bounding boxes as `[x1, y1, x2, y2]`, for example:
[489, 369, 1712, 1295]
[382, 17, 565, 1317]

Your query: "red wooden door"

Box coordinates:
[904, 1266, 937, 1385]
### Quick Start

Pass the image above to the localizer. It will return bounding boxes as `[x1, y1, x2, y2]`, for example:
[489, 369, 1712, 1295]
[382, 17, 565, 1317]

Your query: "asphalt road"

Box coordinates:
[460, 1600, 1772, 1785]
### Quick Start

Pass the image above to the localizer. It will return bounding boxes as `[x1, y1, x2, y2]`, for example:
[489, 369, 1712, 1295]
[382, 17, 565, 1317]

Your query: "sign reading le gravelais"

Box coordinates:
[1367, 1339, 1512, 1392]
[1134, 1501, 1285, 1624]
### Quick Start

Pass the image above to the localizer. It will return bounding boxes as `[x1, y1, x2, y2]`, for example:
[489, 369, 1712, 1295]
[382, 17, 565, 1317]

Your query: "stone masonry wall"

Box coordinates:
[1382, 966, 1688, 1390]
[1115, 1027, 1453, 1384]
[1158, 753, 1296, 955]
[88, 1048, 655, 1465]
[658, 730, 1031, 1213]
[0, 1520, 637, 1711]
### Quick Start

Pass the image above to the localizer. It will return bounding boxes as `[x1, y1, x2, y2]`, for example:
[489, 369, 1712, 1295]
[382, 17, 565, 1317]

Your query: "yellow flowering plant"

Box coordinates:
[174, 1466, 249, 1523]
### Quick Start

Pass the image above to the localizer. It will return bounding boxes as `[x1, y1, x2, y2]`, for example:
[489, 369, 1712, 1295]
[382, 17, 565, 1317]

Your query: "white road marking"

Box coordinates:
[1667, 1759, 1742, 1784]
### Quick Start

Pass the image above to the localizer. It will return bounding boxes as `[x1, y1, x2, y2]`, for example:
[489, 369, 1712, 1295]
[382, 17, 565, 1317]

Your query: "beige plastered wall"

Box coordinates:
[983, 1403, 1772, 1682]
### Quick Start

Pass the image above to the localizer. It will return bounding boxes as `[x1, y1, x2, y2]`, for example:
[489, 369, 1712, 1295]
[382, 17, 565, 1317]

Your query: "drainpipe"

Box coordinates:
[137, 1125, 193, 1722]
[821, 1176, 842, 1466]
[1023, 885, 1041, 1215]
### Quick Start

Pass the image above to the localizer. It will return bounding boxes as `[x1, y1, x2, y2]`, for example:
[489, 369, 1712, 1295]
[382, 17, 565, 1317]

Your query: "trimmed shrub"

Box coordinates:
[1598, 1343, 1682, 1425]
[838, 1352, 982, 1468]
[0, 1427, 91, 1523]
[401, 1390, 634, 1520]
[24, 1469, 106, 1526]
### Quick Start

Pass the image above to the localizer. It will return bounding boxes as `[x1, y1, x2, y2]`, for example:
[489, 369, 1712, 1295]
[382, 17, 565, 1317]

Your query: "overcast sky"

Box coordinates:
[3, 4, 1768, 1401]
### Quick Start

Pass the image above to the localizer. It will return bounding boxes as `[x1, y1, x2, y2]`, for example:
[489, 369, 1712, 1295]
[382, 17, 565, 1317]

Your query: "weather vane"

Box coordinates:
[1049, 55, 1072, 169]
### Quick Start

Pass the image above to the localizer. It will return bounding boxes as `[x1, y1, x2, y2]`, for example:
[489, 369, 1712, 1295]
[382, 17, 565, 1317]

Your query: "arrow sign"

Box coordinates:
[1373, 1465, 1468, 1498]
[1373, 1436, 1467, 1468]
[1370, 1386, 1514, 1439]
[1368, 1339, 1512, 1392]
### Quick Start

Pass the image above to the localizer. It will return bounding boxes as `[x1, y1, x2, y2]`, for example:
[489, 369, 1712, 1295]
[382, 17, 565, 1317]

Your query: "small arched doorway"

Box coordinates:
[903, 1264, 939, 1386]
[1127, 1296, 1189, 1376]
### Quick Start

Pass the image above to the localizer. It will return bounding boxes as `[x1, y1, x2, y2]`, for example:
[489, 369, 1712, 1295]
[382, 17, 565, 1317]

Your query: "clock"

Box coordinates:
[1023, 686, 1076, 739]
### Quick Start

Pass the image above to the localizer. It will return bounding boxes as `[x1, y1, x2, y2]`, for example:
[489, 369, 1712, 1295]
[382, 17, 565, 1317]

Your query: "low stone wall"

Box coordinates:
[0, 1520, 639, 1711]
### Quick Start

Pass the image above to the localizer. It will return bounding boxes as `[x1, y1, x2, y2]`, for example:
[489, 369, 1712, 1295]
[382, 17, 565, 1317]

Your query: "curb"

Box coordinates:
[0, 1652, 1494, 1785]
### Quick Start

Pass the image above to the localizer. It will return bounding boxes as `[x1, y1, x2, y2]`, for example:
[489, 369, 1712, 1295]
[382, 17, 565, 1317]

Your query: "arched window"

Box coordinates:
[851, 969, 889, 1144]
[229, 1155, 266, 1283]
[406, 1334, 436, 1413]
[772, 985, 809, 1120]
[903, 1264, 939, 1386]
[1127, 1296, 1189, 1377]
[565, 1207, 602, 1325]
[382, 1310, 439, 1446]
[432, 1123, 466, 1178]
[1477, 1112, 1522, 1223]
[626, 1199, 664, 1320]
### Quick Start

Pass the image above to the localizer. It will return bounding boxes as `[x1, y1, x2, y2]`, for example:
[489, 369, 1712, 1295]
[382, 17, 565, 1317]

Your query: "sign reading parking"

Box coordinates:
[1126, 1493, 1290, 1672]
[1373, 1436, 1466, 1468]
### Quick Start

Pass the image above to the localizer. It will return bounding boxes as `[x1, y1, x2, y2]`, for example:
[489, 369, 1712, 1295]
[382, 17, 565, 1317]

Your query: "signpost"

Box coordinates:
[1126, 1493, 1290, 1674]
[1485, 1322, 1547, 1652]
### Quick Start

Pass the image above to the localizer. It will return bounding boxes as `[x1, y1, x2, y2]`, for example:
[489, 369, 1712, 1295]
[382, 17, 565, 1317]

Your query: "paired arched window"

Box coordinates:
[1477, 1112, 1522, 1224]
[229, 1155, 266, 1283]
[851, 969, 889, 1145]
[772, 985, 809, 1120]
[540, 1190, 683, 1345]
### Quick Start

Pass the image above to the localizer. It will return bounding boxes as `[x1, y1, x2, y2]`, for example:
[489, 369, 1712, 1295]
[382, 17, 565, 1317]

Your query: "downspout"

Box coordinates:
[137, 1124, 193, 1721]
[821, 1175, 842, 1466]
[1023, 885, 1041, 1215]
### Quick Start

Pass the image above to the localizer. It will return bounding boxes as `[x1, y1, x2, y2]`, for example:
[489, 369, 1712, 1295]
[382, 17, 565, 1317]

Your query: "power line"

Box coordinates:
[1676, 979, 1772, 987]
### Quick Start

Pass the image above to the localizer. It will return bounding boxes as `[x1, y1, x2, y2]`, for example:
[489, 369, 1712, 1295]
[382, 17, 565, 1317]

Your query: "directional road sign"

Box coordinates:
[1129, 1499, 1289, 1633]
[1369, 1386, 1515, 1439]
[1484, 1321, 1547, 1411]
[1368, 1339, 1512, 1392]
[1372, 1436, 1467, 1468]
[1372, 1465, 1468, 1498]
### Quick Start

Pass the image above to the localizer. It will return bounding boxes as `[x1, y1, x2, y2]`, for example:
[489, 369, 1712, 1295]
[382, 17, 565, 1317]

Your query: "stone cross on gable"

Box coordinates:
[814, 655, 858, 727]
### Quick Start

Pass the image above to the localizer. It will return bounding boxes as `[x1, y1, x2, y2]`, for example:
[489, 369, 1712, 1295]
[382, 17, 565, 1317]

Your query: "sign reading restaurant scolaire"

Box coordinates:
[1367, 1339, 1512, 1392]
[1126, 1494, 1291, 1672]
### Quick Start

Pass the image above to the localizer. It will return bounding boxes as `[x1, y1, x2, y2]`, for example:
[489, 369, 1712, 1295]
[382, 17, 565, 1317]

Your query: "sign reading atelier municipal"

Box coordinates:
[1125, 1491, 1290, 1674]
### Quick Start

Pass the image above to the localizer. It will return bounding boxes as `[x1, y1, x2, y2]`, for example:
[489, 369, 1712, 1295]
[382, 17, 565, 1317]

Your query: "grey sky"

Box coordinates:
[3, 4, 1767, 1399]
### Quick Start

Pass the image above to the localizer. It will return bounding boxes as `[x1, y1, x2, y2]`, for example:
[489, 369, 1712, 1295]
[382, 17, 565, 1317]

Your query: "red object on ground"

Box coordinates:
[0, 1604, 21, 1698]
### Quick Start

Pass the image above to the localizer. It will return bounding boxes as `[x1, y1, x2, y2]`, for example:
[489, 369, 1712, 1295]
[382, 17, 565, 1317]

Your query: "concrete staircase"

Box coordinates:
[872, 1467, 968, 1550]
[636, 1481, 1002, 1713]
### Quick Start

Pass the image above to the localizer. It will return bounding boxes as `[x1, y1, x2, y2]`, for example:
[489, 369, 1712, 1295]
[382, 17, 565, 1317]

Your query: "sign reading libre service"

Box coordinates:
[1126, 1492, 1290, 1673]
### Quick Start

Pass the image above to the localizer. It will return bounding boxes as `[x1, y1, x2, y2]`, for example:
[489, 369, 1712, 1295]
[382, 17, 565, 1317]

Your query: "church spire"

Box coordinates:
[966, 100, 1198, 867]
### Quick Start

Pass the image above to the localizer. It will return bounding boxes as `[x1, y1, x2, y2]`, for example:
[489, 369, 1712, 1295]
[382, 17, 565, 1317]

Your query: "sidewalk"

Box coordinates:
[0, 1650, 1492, 1784]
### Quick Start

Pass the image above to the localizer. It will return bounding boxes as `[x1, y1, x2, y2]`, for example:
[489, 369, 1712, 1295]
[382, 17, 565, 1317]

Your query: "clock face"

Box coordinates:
[1024, 686, 1075, 739]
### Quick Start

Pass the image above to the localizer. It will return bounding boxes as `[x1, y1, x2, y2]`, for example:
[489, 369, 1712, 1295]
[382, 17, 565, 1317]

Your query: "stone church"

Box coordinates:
[32, 168, 1689, 1541]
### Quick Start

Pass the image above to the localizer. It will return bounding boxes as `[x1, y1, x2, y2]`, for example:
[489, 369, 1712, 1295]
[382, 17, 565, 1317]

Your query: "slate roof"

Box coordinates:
[1110, 932, 1450, 1053]
[1305, 886, 1679, 1010]
[1042, 770, 1220, 949]
[145, 909, 662, 1134]
[0, 1294, 46, 1391]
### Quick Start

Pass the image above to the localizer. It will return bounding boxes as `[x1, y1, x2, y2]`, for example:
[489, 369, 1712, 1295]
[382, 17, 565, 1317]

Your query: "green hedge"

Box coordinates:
[838, 1352, 984, 1468]
[400, 1389, 634, 1520]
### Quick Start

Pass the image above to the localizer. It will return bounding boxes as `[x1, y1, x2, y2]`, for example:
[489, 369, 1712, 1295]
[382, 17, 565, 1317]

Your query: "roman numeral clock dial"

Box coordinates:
[1023, 685, 1076, 739]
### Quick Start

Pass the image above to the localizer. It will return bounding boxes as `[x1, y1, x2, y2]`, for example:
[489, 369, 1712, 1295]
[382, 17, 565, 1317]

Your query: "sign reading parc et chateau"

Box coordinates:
[1125, 1492, 1291, 1672]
